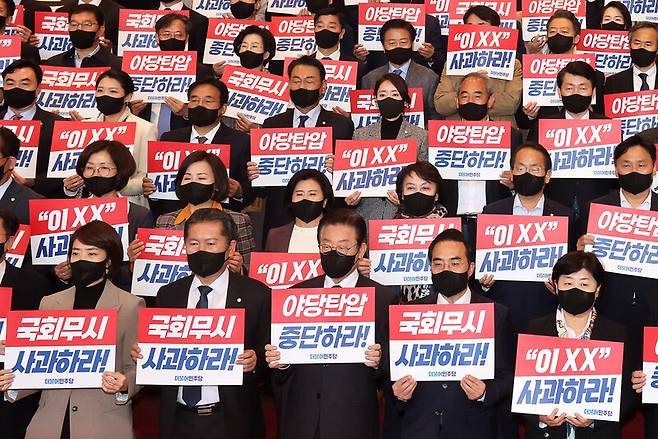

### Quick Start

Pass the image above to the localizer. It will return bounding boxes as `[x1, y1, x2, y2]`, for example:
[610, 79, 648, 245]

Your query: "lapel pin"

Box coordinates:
[10, 197, 15, 202]
[237, 297, 242, 303]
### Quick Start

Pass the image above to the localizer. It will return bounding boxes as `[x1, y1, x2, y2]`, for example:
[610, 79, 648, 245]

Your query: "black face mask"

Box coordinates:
[547, 33, 574, 54]
[377, 97, 404, 120]
[187, 250, 226, 277]
[188, 105, 219, 127]
[558, 287, 596, 315]
[176, 181, 215, 205]
[158, 38, 186, 52]
[402, 192, 436, 217]
[631, 48, 658, 68]
[3, 87, 36, 109]
[315, 29, 340, 49]
[513, 172, 546, 196]
[70, 260, 106, 288]
[69, 29, 97, 49]
[290, 88, 320, 108]
[618, 172, 654, 195]
[321, 250, 356, 279]
[458, 102, 489, 121]
[84, 176, 116, 197]
[95, 95, 125, 116]
[238, 50, 264, 69]
[561, 94, 592, 114]
[432, 270, 469, 298]
[230, 1, 255, 19]
[601, 21, 626, 31]
[385, 47, 413, 66]
[291, 199, 324, 223]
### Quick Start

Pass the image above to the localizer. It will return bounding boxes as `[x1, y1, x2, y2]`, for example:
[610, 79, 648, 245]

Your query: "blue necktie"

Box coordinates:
[181, 285, 212, 407]
[639, 73, 650, 91]
[392, 69, 403, 77]
[298, 115, 309, 128]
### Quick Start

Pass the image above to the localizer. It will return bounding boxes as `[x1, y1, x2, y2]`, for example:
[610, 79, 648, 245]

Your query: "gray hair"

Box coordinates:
[454, 72, 494, 96]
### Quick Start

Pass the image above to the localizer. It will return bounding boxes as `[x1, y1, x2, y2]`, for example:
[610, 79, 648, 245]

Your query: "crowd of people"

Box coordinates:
[0, 0, 656, 438]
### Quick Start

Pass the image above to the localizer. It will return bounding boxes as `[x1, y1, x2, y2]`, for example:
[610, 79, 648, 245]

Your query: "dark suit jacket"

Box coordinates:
[182, 6, 209, 61]
[44, 45, 122, 70]
[21, 43, 40, 65]
[155, 271, 270, 439]
[523, 313, 637, 439]
[0, 106, 66, 198]
[391, 290, 514, 439]
[20, 0, 51, 31]
[264, 221, 294, 252]
[0, 179, 43, 224]
[259, 108, 354, 236]
[57, 0, 122, 53]
[273, 274, 397, 439]
[604, 66, 658, 96]
[482, 196, 574, 332]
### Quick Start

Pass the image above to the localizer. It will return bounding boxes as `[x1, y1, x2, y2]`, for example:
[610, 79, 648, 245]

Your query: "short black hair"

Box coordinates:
[556, 61, 597, 89]
[395, 161, 442, 201]
[0, 127, 20, 159]
[0, 0, 15, 19]
[68, 220, 123, 278]
[287, 55, 326, 81]
[547, 9, 581, 35]
[76, 140, 137, 190]
[69, 3, 105, 27]
[175, 150, 229, 203]
[284, 169, 334, 210]
[187, 78, 229, 106]
[511, 142, 553, 172]
[234, 25, 276, 65]
[317, 208, 366, 245]
[463, 5, 501, 27]
[96, 68, 135, 95]
[601, 1, 632, 29]
[380, 19, 416, 42]
[155, 12, 192, 35]
[313, 6, 345, 28]
[2, 59, 43, 84]
[0, 207, 19, 237]
[184, 208, 238, 242]
[629, 22, 658, 46]
[427, 228, 471, 263]
[374, 72, 411, 106]
[551, 251, 605, 287]
[613, 135, 657, 164]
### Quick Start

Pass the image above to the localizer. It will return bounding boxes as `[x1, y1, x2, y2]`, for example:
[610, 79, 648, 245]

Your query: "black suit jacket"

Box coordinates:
[523, 313, 636, 439]
[20, 0, 51, 32]
[44, 45, 122, 70]
[390, 290, 514, 439]
[604, 67, 658, 96]
[0, 179, 43, 224]
[21, 43, 40, 65]
[155, 272, 270, 439]
[57, 0, 122, 53]
[259, 108, 355, 235]
[273, 274, 397, 439]
[182, 6, 209, 61]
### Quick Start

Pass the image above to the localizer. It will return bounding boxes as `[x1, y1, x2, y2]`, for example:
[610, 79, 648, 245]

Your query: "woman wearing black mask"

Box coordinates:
[229, 0, 261, 20]
[523, 251, 634, 439]
[265, 169, 334, 253]
[67, 69, 156, 208]
[345, 73, 428, 221]
[0, 220, 145, 439]
[600, 2, 632, 31]
[57, 140, 153, 291]
[130, 151, 254, 274]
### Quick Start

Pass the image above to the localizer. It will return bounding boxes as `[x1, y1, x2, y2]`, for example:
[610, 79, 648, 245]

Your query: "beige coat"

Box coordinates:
[15, 281, 144, 439]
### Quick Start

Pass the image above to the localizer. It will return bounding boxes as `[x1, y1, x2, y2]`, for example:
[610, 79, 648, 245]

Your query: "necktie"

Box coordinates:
[392, 69, 403, 77]
[10, 114, 22, 120]
[298, 115, 309, 128]
[331, 284, 341, 288]
[639, 73, 650, 91]
[196, 135, 208, 144]
[322, 56, 331, 60]
[182, 286, 213, 407]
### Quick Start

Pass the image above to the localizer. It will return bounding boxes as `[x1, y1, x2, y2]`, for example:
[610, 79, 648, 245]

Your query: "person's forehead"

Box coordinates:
[290, 65, 320, 78]
[432, 240, 467, 259]
[320, 223, 356, 239]
[243, 33, 263, 43]
[317, 14, 339, 24]
[561, 73, 588, 84]
[548, 18, 573, 29]
[71, 11, 96, 21]
[186, 160, 212, 172]
[633, 27, 658, 39]
[619, 145, 651, 160]
[187, 222, 225, 239]
[6, 68, 36, 79]
[460, 77, 487, 93]
[384, 28, 411, 39]
[516, 148, 544, 163]
[162, 19, 186, 31]
[191, 84, 220, 97]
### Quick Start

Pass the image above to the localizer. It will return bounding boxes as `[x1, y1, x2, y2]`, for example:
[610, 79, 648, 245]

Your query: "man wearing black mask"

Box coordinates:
[44, 4, 121, 69]
[229, 0, 261, 20]
[131, 208, 270, 439]
[604, 21, 658, 94]
[528, 61, 617, 220]
[0, 60, 66, 199]
[57, 0, 122, 54]
[362, 19, 440, 123]
[154, 0, 208, 59]
[149, 78, 251, 216]
[577, 135, 658, 365]
[247, 56, 354, 239]
[481, 143, 574, 333]
[265, 208, 397, 439]
[386, 228, 514, 439]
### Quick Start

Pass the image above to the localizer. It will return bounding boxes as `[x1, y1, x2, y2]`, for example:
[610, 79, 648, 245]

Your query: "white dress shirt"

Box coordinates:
[619, 189, 651, 210]
[3, 104, 36, 120]
[79, 0, 102, 5]
[436, 286, 472, 305]
[159, 1, 185, 10]
[633, 64, 657, 91]
[176, 268, 230, 405]
[190, 122, 222, 144]
[323, 267, 359, 288]
[0, 177, 13, 201]
[293, 104, 322, 128]
[315, 47, 341, 61]
[565, 110, 590, 120]
[456, 181, 487, 215]
[387, 60, 411, 79]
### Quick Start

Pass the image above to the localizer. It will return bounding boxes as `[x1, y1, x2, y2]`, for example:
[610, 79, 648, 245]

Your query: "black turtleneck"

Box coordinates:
[380, 116, 403, 140]
[73, 279, 106, 310]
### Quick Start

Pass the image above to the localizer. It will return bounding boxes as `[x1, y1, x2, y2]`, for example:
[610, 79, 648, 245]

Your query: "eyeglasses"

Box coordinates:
[83, 166, 116, 178]
[318, 243, 358, 256]
[68, 21, 98, 31]
[158, 31, 185, 39]
[512, 164, 545, 176]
